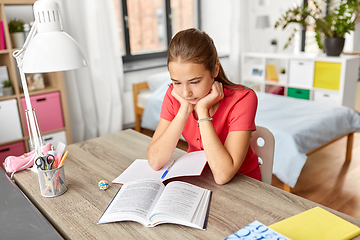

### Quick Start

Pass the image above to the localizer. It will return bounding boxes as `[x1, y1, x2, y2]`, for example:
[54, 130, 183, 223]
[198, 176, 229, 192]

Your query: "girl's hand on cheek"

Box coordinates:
[171, 88, 194, 115]
[196, 81, 224, 111]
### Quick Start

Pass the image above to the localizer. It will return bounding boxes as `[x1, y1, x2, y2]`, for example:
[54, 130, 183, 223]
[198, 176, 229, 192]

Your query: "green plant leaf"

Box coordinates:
[8, 18, 24, 33]
[274, 0, 360, 50]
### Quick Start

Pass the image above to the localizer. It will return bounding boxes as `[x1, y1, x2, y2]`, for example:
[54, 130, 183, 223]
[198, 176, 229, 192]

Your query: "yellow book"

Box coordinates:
[269, 207, 360, 240]
[266, 64, 278, 81]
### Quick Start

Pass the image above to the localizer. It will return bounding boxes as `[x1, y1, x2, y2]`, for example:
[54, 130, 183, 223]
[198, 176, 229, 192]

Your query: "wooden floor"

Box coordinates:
[140, 82, 360, 219]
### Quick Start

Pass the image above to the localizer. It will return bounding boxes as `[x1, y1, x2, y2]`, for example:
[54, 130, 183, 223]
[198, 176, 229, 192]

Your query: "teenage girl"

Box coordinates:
[147, 28, 261, 184]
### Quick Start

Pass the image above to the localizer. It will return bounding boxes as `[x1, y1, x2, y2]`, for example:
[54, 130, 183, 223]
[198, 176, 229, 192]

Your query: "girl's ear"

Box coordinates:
[213, 62, 220, 78]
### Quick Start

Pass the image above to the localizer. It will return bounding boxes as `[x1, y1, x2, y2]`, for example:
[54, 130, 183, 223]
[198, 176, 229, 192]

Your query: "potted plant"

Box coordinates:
[279, 68, 286, 83]
[274, 0, 360, 56]
[2, 80, 13, 96]
[8, 18, 25, 48]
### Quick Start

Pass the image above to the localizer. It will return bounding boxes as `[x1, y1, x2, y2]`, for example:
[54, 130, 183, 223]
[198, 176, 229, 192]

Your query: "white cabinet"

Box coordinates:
[28, 131, 67, 151]
[241, 52, 360, 108]
[0, 99, 23, 144]
[313, 90, 341, 106]
[288, 59, 314, 89]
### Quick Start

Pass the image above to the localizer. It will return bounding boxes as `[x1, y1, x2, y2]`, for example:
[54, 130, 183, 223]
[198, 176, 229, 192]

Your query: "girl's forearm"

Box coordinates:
[198, 121, 243, 185]
[147, 107, 190, 170]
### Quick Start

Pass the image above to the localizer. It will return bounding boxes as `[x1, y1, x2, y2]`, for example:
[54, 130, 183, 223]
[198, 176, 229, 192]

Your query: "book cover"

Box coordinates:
[266, 64, 278, 81]
[269, 207, 360, 240]
[224, 220, 291, 239]
[0, 21, 5, 50]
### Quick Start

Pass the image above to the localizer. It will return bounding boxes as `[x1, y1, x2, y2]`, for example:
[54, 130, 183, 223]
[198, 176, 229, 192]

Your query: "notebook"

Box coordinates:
[269, 207, 360, 240]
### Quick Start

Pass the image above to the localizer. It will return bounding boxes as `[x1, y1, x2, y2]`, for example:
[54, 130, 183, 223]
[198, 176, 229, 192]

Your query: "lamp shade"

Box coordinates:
[22, 31, 87, 73]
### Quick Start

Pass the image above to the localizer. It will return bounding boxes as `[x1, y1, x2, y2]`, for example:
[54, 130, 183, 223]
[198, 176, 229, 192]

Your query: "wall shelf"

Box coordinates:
[241, 52, 360, 107]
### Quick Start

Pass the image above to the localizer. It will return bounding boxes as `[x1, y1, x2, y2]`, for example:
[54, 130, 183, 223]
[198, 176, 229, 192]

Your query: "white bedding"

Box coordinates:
[141, 82, 360, 188]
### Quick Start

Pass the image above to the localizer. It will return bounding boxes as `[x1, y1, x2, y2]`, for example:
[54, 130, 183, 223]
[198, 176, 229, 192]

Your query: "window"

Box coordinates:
[300, 0, 326, 53]
[304, 0, 326, 53]
[113, 0, 200, 62]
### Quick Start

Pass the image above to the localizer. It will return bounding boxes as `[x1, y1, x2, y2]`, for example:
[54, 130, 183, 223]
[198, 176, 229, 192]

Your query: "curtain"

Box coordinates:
[55, 0, 124, 143]
[229, 1, 251, 84]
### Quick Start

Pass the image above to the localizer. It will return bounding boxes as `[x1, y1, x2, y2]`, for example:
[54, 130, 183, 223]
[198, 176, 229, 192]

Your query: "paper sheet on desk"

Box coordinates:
[112, 151, 207, 184]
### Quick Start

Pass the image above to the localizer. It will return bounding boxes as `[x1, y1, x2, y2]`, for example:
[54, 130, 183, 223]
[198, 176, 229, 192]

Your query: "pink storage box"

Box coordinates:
[0, 141, 25, 170]
[20, 92, 64, 136]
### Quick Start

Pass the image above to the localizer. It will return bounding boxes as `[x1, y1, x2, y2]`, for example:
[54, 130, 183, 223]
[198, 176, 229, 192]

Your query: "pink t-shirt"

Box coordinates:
[160, 85, 261, 181]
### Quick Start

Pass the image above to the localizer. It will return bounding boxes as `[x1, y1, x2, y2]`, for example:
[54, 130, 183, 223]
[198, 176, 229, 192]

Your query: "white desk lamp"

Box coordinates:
[13, 0, 87, 163]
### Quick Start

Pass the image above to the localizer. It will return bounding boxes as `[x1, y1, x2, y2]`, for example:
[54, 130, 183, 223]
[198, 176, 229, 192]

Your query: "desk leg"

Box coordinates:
[345, 132, 354, 162]
[283, 183, 291, 193]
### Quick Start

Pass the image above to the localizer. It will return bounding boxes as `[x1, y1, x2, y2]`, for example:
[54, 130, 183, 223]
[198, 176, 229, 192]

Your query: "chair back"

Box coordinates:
[250, 126, 275, 184]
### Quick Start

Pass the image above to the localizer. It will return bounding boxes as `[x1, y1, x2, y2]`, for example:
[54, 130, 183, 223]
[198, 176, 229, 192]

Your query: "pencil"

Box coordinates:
[58, 151, 68, 167]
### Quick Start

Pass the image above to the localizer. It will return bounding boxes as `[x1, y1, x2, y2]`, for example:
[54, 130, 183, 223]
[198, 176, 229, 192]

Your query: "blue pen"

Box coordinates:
[161, 160, 176, 179]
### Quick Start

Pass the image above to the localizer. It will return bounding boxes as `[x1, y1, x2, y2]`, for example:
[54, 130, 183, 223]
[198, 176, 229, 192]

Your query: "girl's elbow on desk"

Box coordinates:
[147, 152, 166, 171]
[213, 173, 234, 185]
[148, 160, 163, 171]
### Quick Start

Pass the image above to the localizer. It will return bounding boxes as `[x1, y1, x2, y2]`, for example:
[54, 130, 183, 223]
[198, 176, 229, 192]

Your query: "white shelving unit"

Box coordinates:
[0, 0, 72, 168]
[241, 52, 360, 109]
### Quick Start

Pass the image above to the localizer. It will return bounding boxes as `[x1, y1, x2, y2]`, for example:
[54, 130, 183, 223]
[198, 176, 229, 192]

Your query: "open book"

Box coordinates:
[112, 150, 207, 184]
[98, 179, 212, 230]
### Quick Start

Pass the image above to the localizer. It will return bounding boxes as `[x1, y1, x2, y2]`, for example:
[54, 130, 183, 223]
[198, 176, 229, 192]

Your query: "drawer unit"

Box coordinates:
[313, 62, 341, 90]
[0, 141, 25, 170]
[287, 87, 310, 100]
[0, 99, 23, 144]
[241, 53, 359, 110]
[28, 131, 67, 150]
[288, 60, 314, 88]
[20, 92, 64, 136]
[313, 90, 341, 106]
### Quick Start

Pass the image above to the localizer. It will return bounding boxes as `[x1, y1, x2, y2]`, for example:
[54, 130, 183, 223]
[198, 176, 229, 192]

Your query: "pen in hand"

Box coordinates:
[161, 160, 176, 179]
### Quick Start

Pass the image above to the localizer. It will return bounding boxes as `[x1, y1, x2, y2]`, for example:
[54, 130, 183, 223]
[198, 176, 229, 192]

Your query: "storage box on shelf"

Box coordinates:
[28, 131, 67, 151]
[20, 91, 64, 135]
[241, 52, 360, 108]
[0, 1, 72, 165]
[0, 141, 25, 170]
[0, 99, 22, 144]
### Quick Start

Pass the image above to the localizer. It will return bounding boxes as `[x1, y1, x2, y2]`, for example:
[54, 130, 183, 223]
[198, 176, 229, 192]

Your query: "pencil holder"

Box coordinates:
[37, 165, 67, 197]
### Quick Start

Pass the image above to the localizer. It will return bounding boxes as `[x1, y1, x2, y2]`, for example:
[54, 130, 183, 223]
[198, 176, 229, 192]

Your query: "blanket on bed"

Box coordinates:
[141, 82, 360, 188]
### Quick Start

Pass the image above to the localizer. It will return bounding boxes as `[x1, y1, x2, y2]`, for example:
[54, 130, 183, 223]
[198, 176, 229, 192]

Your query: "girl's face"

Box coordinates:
[168, 61, 218, 104]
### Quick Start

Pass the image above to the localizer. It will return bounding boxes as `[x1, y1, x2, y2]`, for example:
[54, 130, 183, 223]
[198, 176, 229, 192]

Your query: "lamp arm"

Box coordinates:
[13, 20, 44, 158]
[13, 21, 37, 60]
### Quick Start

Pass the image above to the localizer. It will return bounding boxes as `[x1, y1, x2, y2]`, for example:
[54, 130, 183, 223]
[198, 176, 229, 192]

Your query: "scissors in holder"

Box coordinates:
[35, 154, 55, 170]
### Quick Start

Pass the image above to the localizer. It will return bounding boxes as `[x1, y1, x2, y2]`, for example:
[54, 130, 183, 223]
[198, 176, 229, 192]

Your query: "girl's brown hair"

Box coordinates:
[167, 28, 238, 88]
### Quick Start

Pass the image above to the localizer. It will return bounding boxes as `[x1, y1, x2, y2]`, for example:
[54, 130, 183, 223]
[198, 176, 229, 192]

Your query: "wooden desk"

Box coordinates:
[12, 129, 360, 239]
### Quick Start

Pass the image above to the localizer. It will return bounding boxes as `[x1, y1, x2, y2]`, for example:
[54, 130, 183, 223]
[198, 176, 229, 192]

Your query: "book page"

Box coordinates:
[149, 181, 205, 223]
[112, 150, 207, 184]
[162, 151, 207, 181]
[98, 179, 164, 224]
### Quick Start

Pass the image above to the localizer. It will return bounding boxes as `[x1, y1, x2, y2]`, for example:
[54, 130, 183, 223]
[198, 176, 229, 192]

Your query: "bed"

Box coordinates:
[132, 72, 360, 191]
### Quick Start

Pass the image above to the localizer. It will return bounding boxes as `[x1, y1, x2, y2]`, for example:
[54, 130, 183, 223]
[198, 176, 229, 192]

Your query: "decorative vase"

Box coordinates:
[270, 45, 277, 53]
[324, 37, 345, 57]
[10, 32, 25, 49]
[2, 87, 13, 96]
[278, 73, 287, 84]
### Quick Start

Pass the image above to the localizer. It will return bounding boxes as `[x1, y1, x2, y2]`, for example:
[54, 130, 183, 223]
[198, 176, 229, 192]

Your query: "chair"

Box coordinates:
[132, 82, 149, 132]
[250, 126, 275, 185]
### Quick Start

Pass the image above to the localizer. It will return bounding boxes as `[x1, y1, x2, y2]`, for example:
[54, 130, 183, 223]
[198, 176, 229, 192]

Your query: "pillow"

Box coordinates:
[146, 71, 171, 92]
